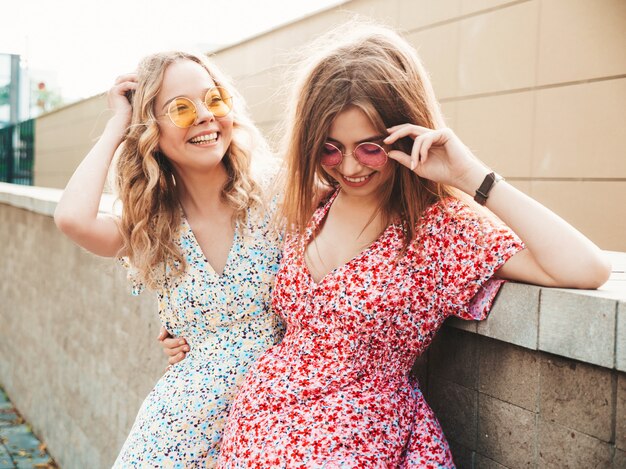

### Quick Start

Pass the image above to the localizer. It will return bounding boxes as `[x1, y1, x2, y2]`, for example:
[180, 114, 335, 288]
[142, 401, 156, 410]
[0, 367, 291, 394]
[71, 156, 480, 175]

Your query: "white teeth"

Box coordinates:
[344, 174, 372, 183]
[189, 132, 218, 144]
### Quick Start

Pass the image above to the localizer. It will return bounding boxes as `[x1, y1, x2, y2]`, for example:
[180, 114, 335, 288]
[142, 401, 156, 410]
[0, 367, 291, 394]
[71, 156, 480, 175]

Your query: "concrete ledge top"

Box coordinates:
[1, 182, 625, 371]
[0, 182, 118, 217]
[448, 254, 626, 372]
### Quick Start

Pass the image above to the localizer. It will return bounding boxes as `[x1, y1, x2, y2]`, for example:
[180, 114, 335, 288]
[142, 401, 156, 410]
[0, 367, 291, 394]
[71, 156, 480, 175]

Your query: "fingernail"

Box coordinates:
[179, 339, 185, 345]
[184, 346, 190, 352]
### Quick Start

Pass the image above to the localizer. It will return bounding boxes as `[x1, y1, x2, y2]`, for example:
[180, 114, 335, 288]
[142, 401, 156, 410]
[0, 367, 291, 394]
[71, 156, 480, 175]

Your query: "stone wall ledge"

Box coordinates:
[0, 182, 117, 217]
[2, 181, 624, 371]
[447, 272, 626, 371]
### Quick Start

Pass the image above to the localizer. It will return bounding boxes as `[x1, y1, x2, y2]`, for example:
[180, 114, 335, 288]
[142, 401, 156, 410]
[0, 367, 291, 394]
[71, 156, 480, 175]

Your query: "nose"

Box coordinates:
[194, 100, 215, 126]
[338, 148, 363, 175]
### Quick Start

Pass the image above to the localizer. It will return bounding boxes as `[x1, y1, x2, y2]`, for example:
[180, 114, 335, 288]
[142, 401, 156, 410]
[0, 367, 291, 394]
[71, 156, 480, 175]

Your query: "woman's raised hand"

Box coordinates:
[384, 124, 487, 194]
[107, 73, 138, 127]
[384, 125, 610, 289]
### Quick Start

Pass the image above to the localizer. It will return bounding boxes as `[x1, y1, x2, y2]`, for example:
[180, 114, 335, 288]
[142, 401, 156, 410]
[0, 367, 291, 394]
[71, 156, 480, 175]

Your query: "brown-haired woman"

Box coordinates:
[212, 24, 611, 467]
[54, 52, 284, 467]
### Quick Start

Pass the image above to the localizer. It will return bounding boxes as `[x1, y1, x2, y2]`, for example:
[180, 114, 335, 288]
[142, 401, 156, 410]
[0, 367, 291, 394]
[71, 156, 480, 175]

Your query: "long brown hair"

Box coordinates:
[115, 51, 266, 289]
[280, 23, 455, 244]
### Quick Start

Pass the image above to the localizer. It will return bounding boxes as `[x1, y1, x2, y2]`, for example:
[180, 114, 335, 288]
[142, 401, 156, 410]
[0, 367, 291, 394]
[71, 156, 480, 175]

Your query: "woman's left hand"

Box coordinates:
[384, 127, 611, 289]
[157, 326, 189, 366]
[384, 124, 486, 192]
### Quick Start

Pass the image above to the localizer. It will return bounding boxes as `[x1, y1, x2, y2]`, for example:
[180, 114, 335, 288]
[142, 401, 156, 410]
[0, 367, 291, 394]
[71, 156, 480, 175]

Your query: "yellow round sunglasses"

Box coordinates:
[160, 87, 233, 128]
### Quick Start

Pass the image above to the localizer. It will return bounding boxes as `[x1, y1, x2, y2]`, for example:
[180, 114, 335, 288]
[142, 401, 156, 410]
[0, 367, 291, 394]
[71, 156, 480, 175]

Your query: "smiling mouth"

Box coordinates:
[342, 174, 374, 183]
[188, 132, 218, 145]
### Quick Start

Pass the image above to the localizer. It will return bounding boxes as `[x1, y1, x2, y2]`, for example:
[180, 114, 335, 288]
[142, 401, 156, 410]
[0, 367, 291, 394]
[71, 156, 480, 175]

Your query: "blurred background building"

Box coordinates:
[0, 53, 63, 125]
[0, 53, 63, 185]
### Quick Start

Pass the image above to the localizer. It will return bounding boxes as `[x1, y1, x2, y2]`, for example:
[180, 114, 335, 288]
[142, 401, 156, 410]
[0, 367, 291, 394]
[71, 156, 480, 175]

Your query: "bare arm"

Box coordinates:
[385, 125, 611, 289]
[460, 173, 610, 289]
[54, 75, 137, 257]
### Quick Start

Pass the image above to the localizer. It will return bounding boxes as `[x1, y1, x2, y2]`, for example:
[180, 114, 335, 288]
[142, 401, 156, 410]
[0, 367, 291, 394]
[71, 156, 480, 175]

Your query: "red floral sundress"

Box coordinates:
[219, 190, 524, 468]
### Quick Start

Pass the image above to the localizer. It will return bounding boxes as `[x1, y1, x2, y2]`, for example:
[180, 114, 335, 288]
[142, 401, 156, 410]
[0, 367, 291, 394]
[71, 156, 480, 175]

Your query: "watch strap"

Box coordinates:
[474, 172, 499, 205]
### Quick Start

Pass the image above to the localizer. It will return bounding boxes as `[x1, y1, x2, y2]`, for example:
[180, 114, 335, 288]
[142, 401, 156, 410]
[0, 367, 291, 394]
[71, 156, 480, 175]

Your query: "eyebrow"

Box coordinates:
[327, 134, 387, 145]
[161, 88, 212, 111]
[162, 96, 182, 111]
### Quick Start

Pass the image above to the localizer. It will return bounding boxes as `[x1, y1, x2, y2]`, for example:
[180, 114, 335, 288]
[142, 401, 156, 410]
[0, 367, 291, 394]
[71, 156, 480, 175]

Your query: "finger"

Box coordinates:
[385, 124, 435, 142]
[157, 326, 169, 341]
[421, 129, 450, 163]
[387, 149, 413, 170]
[384, 126, 418, 145]
[163, 344, 189, 357]
[161, 338, 187, 355]
[420, 136, 434, 164]
[113, 81, 137, 95]
[162, 337, 187, 348]
[384, 124, 433, 145]
[411, 136, 426, 171]
[412, 124, 435, 133]
[114, 73, 138, 85]
[386, 123, 434, 134]
[168, 352, 186, 365]
[385, 123, 411, 133]
[165, 345, 185, 357]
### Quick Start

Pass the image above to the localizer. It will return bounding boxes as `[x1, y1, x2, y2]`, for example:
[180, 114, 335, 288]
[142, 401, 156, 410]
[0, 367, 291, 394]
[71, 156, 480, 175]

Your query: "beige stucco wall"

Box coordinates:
[33, 0, 626, 250]
[34, 93, 108, 189]
[0, 193, 162, 468]
[213, 0, 626, 250]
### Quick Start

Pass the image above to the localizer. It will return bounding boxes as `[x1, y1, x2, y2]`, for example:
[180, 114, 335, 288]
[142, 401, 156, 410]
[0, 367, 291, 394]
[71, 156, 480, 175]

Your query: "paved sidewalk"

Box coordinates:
[0, 387, 56, 469]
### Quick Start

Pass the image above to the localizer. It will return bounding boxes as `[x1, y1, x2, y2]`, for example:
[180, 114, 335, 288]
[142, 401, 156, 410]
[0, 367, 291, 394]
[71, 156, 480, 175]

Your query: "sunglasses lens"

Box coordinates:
[355, 143, 388, 167]
[168, 98, 196, 128]
[205, 87, 233, 117]
[321, 143, 342, 166]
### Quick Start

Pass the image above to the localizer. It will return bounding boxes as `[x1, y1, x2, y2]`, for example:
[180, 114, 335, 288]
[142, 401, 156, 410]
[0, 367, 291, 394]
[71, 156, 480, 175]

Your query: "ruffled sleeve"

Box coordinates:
[435, 199, 524, 321]
[117, 256, 145, 296]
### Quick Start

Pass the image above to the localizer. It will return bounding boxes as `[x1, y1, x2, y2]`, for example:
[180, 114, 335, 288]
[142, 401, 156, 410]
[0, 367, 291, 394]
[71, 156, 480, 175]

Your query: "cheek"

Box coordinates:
[376, 164, 395, 184]
[158, 127, 184, 154]
[220, 117, 234, 143]
[320, 165, 337, 181]
[157, 131, 172, 153]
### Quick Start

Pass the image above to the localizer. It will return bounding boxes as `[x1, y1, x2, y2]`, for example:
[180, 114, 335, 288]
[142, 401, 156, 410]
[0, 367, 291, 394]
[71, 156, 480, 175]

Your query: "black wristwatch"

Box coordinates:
[474, 172, 503, 205]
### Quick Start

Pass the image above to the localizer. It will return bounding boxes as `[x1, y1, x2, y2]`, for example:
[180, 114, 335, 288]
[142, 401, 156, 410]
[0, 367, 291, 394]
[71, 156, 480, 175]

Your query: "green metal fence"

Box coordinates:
[0, 119, 34, 185]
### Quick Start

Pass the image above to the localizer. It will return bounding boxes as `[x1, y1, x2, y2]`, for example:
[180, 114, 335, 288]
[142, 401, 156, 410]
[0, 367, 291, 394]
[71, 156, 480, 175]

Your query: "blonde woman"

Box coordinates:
[210, 24, 611, 467]
[54, 52, 283, 467]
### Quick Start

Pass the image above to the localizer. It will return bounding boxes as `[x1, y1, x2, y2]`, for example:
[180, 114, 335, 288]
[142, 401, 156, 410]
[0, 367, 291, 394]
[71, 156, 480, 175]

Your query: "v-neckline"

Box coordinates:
[301, 189, 396, 287]
[181, 211, 239, 278]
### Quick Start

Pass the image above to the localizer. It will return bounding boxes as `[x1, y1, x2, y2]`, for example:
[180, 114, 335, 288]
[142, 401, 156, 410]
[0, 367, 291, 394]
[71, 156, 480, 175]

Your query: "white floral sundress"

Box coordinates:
[113, 195, 284, 468]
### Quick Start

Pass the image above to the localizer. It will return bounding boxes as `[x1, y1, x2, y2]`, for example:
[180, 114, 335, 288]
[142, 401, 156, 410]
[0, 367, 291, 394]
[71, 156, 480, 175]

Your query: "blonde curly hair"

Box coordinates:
[116, 51, 266, 290]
